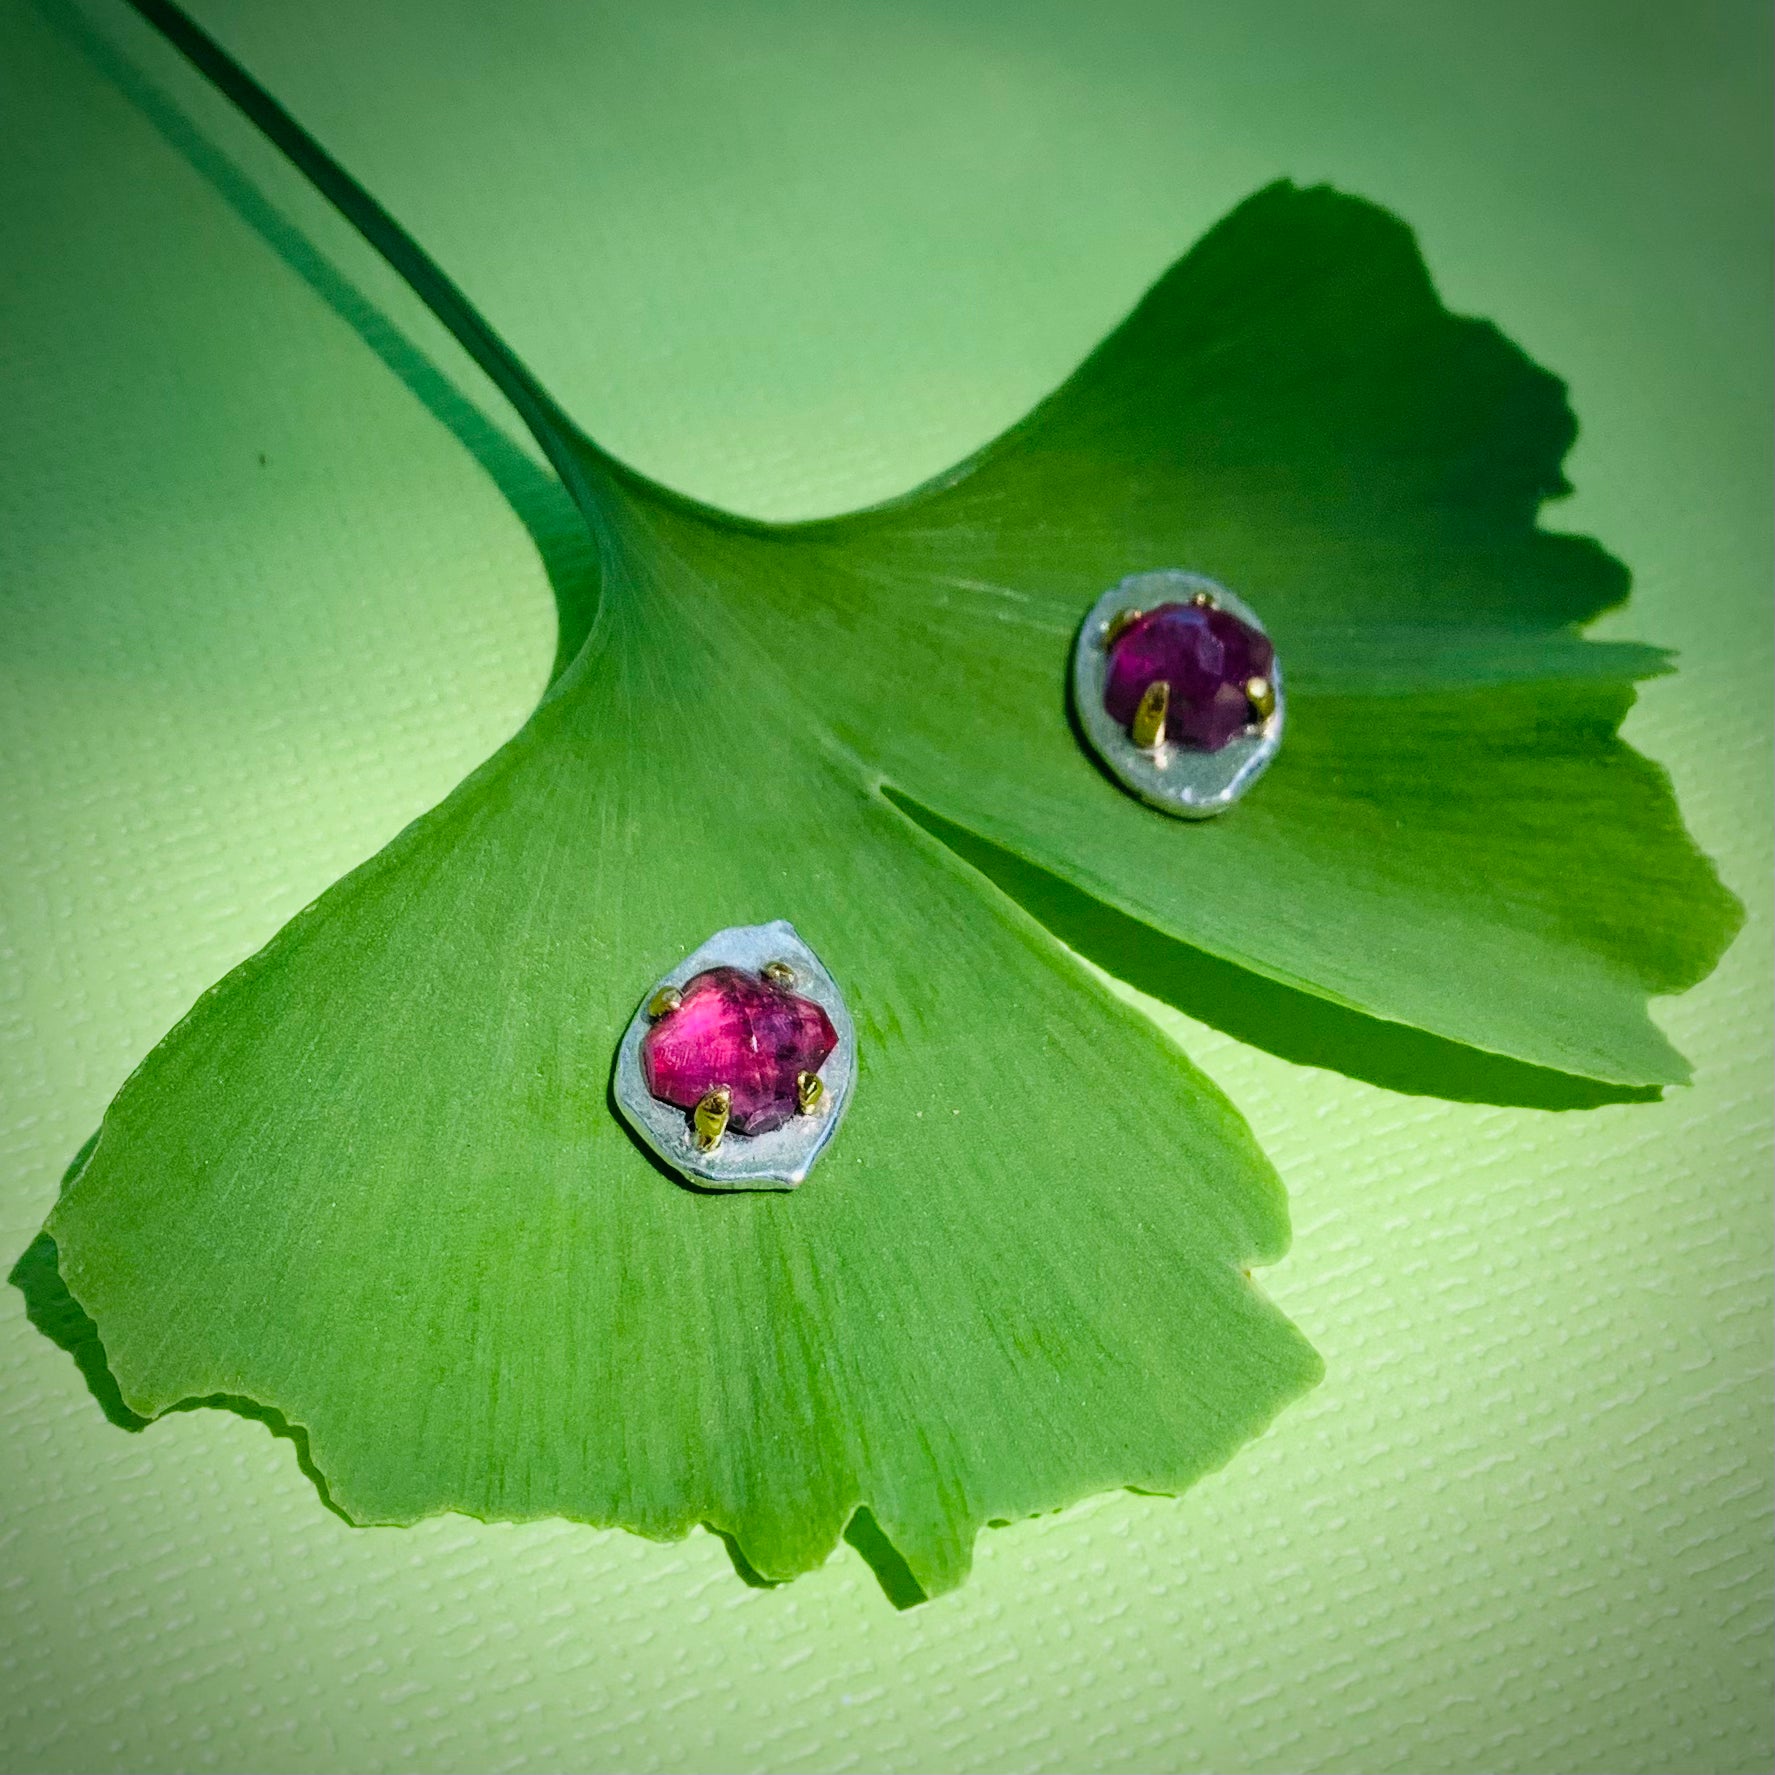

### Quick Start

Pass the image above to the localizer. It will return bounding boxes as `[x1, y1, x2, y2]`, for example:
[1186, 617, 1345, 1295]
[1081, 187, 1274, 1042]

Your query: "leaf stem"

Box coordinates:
[120, 0, 603, 499]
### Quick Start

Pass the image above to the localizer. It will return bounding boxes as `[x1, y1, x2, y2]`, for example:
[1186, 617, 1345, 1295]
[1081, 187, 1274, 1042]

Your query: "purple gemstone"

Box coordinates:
[641, 966, 838, 1136]
[1103, 601, 1275, 752]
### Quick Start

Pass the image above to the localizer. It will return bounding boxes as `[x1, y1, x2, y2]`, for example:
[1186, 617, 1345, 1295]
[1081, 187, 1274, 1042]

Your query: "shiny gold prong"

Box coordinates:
[1188, 589, 1216, 609]
[1130, 679, 1170, 749]
[796, 1070, 824, 1114]
[693, 1086, 732, 1152]
[1101, 607, 1143, 648]
[762, 960, 796, 988]
[647, 985, 683, 1019]
[1245, 675, 1276, 722]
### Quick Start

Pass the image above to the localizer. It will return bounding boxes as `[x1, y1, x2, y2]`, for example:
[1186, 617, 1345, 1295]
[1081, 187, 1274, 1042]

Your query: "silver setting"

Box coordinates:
[614, 919, 855, 1191]
[1072, 569, 1284, 819]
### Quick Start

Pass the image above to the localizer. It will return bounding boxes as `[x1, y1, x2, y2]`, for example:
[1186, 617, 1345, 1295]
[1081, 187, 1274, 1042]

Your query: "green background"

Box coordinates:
[2, 0, 1769, 1769]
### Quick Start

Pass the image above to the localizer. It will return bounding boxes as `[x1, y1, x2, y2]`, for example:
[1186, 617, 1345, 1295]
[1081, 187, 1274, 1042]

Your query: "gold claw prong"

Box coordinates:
[1130, 679, 1170, 749]
[796, 1070, 824, 1114]
[693, 1086, 731, 1152]
[1101, 607, 1143, 648]
[762, 960, 796, 988]
[1188, 588, 1216, 609]
[647, 986, 683, 1019]
[1245, 675, 1276, 721]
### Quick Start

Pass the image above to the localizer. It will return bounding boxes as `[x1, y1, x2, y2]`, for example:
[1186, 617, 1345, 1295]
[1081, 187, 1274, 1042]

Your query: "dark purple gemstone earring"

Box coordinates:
[1073, 570, 1283, 818]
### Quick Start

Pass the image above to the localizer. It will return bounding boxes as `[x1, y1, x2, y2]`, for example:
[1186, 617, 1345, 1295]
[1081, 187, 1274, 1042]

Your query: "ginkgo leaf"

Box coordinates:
[46, 507, 1320, 1598]
[34, 1, 1737, 1601]
[766, 183, 1740, 1088]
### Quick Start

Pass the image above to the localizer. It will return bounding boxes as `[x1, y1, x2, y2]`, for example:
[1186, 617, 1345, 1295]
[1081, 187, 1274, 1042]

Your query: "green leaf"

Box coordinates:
[35, 5, 1736, 1602]
[47, 560, 1319, 1594]
[766, 182, 1740, 1088]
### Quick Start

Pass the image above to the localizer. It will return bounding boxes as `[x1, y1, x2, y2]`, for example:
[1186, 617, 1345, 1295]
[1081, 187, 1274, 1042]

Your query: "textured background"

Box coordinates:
[1, 0, 1769, 1770]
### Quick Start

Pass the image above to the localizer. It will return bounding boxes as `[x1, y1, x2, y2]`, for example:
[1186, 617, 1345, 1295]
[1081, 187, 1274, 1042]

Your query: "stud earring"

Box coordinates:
[614, 920, 855, 1190]
[1072, 569, 1283, 818]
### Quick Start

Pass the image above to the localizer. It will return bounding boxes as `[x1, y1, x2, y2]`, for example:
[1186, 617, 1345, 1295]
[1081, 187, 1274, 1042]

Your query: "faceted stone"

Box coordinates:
[1103, 601, 1275, 751]
[641, 965, 838, 1136]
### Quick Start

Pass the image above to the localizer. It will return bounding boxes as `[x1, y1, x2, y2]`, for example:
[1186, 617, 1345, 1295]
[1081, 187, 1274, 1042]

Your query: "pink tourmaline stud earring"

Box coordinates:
[614, 920, 855, 1189]
[1072, 569, 1284, 818]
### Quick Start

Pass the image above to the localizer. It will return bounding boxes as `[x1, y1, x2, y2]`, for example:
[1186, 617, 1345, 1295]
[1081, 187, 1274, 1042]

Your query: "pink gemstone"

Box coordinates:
[1103, 601, 1275, 751]
[641, 966, 838, 1136]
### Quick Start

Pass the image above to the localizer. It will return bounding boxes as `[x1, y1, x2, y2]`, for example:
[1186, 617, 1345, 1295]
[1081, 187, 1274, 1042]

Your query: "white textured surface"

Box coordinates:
[1, 0, 1769, 1770]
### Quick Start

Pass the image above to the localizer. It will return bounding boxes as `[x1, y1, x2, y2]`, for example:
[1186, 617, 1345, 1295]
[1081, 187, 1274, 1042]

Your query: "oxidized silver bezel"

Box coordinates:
[1071, 570, 1284, 819]
[613, 919, 855, 1191]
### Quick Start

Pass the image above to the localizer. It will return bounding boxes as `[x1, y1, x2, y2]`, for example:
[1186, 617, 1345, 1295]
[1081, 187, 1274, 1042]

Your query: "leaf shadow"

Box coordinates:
[889, 790, 1660, 1111]
[705, 1526, 785, 1590]
[9, 1224, 351, 1522]
[843, 1507, 930, 1610]
[705, 1511, 928, 1608]
[35, 0, 600, 682]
